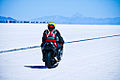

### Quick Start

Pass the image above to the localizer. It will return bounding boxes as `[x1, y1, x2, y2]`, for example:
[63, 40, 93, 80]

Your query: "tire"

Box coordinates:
[45, 52, 52, 68]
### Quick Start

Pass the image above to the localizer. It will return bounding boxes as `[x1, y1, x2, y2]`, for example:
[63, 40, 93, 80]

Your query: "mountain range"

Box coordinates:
[0, 16, 16, 21]
[32, 15, 120, 25]
[0, 15, 120, 25]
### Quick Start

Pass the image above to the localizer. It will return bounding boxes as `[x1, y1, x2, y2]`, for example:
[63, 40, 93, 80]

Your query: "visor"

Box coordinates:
[48, 25, 54, 27]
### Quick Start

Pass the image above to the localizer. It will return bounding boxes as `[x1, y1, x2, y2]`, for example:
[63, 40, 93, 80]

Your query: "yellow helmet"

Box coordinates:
[48, 22, 55, 26]
[48, 22, 55, 31]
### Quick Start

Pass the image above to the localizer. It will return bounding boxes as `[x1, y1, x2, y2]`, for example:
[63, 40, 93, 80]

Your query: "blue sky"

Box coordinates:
[0, 0, 120, 20]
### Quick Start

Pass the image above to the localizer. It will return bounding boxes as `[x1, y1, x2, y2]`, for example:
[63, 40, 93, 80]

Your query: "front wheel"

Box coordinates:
[45, 52, 52, 68]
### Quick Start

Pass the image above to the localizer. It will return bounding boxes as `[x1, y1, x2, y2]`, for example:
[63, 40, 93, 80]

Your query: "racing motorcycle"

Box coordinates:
[41, 41, 62, 68]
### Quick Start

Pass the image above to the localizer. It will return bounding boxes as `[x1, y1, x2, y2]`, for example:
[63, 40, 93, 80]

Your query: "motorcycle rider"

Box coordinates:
[41, 22, 64, 62]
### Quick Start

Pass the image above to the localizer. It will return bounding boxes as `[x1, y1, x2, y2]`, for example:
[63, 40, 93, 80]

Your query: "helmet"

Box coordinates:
[48, 22, 55, 31]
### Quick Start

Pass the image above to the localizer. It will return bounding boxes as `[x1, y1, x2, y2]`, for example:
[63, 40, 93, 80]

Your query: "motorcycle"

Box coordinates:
[41, 41, 60, 68]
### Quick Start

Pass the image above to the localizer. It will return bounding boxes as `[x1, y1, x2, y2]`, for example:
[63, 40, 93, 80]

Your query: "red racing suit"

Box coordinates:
[41, 29, 64, 48]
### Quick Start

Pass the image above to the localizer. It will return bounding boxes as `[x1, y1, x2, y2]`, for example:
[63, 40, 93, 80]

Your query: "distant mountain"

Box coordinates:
[1, 15, 120, 25]
[0, 16, 16, 21]
[32, 15, 120, 25]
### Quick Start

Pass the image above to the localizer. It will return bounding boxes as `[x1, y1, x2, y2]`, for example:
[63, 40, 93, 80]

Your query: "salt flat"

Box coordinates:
[0, 24, 120, 80]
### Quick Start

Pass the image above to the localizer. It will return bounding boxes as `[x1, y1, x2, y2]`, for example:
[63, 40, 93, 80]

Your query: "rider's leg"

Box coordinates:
[42, 50, 45, 62]
[56, 43, 63, 62]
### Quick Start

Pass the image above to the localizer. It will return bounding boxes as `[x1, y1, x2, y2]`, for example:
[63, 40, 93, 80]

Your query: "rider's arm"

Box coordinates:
[42, 30, 48, 43]
[56, 30, 64, 44]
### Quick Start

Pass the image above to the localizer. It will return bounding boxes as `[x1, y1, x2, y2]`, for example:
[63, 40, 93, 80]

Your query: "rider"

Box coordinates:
[41, 22, 64, 62]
